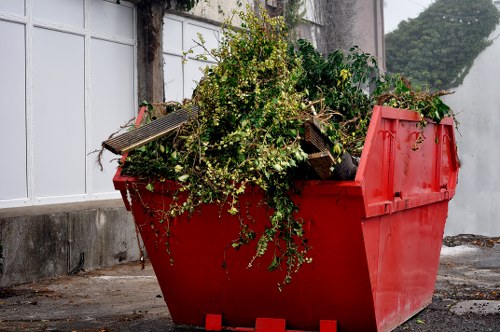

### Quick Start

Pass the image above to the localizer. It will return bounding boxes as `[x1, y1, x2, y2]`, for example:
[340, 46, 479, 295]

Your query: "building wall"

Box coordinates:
[443, 23, 500, 236]
[0, 200, 142, 287]
[293, 0, 385, 71]
[163, 14, 220, 101]
[189, 0, 251, 25]
[352, 0, 385, 69]
[0, 0, 140, 287]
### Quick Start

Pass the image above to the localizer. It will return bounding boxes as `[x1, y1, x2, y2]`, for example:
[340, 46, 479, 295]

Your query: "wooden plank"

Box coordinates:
[102, 105, 199, 155]
[308, 150, 335, 180]
[303, 119, 332, 154]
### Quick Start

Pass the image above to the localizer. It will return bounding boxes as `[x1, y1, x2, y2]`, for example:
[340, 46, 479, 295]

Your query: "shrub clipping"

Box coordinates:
[119, 7, 455, 288]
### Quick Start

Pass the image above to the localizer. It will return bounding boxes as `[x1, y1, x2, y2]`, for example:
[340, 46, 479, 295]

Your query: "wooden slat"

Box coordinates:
[102, 105, 199, 155]
[303, 119, 332, 154]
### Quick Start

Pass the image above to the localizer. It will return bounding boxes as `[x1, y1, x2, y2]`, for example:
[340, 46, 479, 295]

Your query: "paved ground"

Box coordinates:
[0, 235, 499, 332]
[393, 235, 500, 332]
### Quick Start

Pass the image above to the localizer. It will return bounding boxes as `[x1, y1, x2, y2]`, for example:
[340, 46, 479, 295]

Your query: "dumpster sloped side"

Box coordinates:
[356, 106, 459, 332]
[121, 180, 380, 331]
[111, 107, 383, 331]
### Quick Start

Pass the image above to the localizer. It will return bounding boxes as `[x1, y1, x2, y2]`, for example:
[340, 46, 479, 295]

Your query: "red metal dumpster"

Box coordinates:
[113, 105, 458, 332]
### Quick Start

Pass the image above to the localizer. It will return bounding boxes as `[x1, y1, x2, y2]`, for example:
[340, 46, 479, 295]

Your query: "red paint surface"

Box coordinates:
[255, 318, 286, 332]
[205, 314, 223, 331]
[114, 106, 458, 332]
[319, 320, 337, 332]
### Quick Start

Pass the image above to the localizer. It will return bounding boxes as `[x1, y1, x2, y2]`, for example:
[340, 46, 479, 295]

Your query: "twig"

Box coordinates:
[90, 118, 135, 171]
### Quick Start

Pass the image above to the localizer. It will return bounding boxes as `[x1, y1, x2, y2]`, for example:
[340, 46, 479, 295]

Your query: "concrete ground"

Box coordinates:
[394, 235, 500, 332]
[0, 235, 499, 332]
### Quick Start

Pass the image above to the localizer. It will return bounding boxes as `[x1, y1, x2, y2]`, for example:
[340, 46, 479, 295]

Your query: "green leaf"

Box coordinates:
[267, 255, 280, 271]
[178, 174, 189, 182]
[145, 183, 154, 192]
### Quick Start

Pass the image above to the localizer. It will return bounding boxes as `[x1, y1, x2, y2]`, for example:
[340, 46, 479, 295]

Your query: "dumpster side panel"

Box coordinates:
[357, 106, 458, 218]
[362, 201, 448, 332]
[392, 121, 438, 197]
[357, 106, 458, 331]
[124, 181, 379, 331]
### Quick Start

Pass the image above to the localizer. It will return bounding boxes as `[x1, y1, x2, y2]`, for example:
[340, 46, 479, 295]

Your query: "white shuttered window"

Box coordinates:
[163, 14, 220, 102]
[0, 0, 137, 208]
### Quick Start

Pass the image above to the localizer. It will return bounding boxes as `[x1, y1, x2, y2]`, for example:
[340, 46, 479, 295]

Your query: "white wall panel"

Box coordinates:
[90, 0, 134, 39]
[0, 21, 27, 200]
[90, 39, 135, 194]
[445, 24, 500, 236]
[163, 17, 183, 53]
[164, 54, 184, 101]
[0, 0, 24, 16]
[33, 28, 85, 197]
[0, 1, 136, 208]
[33, 0, 84, 28]
[185, 59, 209, 97]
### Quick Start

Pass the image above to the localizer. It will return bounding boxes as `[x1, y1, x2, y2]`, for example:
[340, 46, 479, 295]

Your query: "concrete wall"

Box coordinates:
[294, 0, 385, 65]
[352, 0, 385, 69]
[0, 200, 142, 287]
[443, 24, 500, 236]
[189, 0, 251, 25]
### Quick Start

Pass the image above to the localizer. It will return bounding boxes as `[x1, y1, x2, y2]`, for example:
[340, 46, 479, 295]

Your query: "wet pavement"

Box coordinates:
[0, 235, 499, 332]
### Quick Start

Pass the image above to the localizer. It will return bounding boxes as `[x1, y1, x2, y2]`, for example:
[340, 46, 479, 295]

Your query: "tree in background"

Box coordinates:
[385, 0, 499, 90]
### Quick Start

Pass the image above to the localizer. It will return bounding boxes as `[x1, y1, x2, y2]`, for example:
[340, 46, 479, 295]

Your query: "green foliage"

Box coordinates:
[291, 40, 380, 157]
[386, 0, 499, 90]
[190, 10, 314, 287]
[171, 0, 200, 11]
[125, 8, 313, 288]
[374, 74, 453, 124]
[120, 7, 456, 288]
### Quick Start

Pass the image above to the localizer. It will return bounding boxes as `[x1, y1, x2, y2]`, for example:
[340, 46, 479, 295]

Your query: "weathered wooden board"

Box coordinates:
[308, 150, 335, 180]
[102, 105, 199, 155]
[303, 119, 332, 154]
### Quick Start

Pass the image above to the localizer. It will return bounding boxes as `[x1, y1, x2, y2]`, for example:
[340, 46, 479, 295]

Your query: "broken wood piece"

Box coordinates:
[102, 105, 199, 155]
[308, 150, 335, 180]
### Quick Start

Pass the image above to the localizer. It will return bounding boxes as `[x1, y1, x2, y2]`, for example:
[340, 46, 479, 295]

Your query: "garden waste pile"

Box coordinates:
[114, 8, 456, 286]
